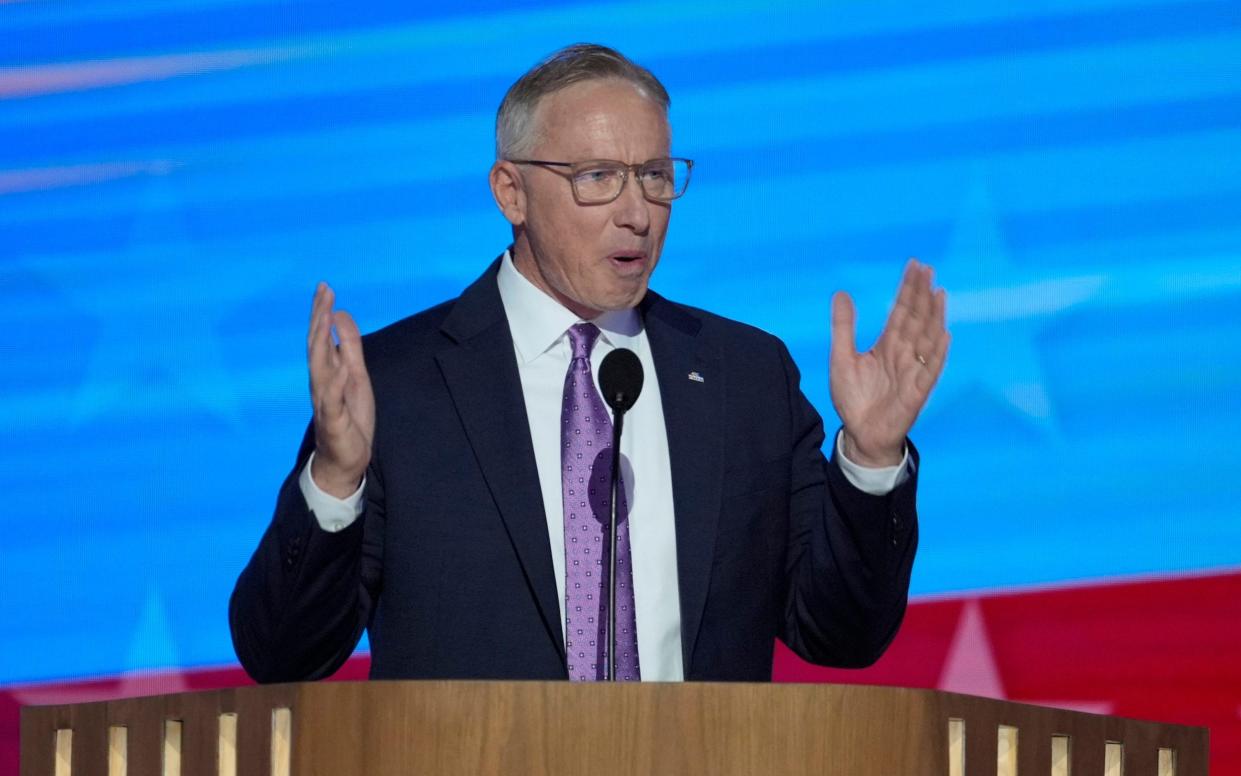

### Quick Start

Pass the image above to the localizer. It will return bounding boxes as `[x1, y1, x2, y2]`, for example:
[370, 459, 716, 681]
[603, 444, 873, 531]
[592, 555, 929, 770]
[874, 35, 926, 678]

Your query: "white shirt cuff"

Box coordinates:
[298, 451, 366, 533]
[834, 430, 912, 496]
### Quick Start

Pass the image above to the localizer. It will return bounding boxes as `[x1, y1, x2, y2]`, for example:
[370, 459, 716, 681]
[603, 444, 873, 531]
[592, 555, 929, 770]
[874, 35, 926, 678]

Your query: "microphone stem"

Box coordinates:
[607, 406, 624, 682]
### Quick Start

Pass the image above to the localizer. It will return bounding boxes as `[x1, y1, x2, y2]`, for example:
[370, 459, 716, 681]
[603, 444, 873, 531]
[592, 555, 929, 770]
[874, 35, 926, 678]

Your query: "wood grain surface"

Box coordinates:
[20, 681, 1209, 775]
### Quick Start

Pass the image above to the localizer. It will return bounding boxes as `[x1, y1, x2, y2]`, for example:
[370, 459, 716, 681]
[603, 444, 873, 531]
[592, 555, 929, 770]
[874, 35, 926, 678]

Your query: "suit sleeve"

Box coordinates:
[778, 342, 918, 668]
[228, 422, 385, 683]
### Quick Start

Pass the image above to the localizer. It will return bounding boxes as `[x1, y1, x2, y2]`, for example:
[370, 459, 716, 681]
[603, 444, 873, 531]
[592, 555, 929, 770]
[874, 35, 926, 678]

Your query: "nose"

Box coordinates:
[610, 170, 651, 234]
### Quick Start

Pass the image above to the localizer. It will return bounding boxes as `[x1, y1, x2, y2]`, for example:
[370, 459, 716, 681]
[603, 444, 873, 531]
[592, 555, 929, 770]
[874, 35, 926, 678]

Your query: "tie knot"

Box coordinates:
[567, 322, 601, 361]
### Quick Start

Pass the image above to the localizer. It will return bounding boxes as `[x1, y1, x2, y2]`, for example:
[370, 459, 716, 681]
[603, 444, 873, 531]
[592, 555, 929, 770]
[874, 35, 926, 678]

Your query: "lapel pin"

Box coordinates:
[687, 371, 705, 383]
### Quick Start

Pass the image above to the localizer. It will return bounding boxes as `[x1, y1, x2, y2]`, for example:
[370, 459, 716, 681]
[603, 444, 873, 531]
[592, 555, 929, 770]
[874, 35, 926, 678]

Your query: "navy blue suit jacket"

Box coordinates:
[230, 259, 918, 682]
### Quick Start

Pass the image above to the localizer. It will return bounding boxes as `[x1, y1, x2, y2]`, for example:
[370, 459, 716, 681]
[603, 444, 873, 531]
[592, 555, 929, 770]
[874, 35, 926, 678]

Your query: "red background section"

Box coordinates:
[5, 571, 1237, 773]
[775, 571, 1241, 773]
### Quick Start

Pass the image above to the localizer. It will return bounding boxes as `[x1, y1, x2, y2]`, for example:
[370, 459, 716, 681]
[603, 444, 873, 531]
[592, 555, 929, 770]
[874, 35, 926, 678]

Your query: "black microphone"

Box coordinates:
[598, 348, 643, 681]
[599, 348, 644, 414]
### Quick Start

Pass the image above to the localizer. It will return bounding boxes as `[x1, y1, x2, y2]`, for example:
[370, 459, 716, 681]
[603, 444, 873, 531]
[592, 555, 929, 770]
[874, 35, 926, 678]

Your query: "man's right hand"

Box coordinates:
[307, 282, 375, 499]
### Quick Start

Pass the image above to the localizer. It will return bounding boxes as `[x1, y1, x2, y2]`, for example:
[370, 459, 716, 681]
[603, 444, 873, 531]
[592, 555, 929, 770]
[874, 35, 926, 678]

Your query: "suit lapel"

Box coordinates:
[641, 292, 725, 676]
[435, 260, 565, 663]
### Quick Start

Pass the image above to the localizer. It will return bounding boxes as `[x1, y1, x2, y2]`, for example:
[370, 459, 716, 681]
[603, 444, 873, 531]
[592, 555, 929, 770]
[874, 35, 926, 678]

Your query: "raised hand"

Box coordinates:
[829, 259, 949, 467]
[307, 282, 375, 498]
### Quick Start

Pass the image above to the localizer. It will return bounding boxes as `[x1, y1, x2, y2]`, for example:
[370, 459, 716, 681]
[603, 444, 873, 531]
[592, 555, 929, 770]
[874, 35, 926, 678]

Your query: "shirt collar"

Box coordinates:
[497, 248, 642, 364]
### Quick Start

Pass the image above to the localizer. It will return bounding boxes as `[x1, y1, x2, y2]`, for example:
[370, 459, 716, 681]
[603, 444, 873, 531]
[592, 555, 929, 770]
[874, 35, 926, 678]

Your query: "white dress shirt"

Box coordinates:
[298, 251, 910, 680]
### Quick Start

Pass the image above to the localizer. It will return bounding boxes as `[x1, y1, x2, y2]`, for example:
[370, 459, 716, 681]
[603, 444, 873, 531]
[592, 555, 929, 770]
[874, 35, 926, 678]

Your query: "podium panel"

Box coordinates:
[21, 681, 1207, 775]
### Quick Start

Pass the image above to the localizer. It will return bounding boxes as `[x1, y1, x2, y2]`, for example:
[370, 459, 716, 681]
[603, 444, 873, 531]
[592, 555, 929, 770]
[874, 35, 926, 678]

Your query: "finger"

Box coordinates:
[830, 291, 858, 363]
[310, 311, 345, 408]
[333, 310, 361, 356]
[326, 310, 342, 370]
[911, 287, 948, 362]
[894, 257, 918, 308]
[895, 263, 931, 357]
[307, 285, 322, 355]
[934, 328, 951, 372]
[318, 285, 344, 371]
[309, 310, 336, 395]
[880, 260, 921, 359]
[307, 282, 336, 370]
[317, 344, 349, 408]
[317, 359, 351, 431]
[915, 329, 951, 394]
[307, 281, 326, 334]
[307, 282, 334, 351]
[907, 259, 933, 324]
[889, 259, 920, 327]
[334, 310, 372, 390]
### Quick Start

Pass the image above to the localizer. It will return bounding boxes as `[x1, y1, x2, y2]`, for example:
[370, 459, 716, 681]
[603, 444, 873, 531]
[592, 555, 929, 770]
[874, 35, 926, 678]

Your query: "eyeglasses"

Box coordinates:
[508, 157, 693, 204]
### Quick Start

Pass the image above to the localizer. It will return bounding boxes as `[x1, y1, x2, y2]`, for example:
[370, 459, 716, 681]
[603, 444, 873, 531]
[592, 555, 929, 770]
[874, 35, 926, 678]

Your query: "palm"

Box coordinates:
[829, 260, 949, 466]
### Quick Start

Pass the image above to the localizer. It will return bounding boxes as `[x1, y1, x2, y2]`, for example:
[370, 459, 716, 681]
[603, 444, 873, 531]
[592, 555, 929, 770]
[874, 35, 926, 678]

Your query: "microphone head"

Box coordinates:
[599, 348, 644, 415]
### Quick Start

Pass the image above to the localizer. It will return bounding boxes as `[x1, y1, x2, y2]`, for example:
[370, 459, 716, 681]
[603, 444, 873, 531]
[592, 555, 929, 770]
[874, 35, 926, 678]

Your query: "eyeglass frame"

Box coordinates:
[505, 157, 694, 204]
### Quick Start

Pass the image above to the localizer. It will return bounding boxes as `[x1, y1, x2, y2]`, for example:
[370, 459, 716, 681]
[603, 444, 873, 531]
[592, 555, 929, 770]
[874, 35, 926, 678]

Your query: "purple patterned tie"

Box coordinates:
[561, 323, 640, 681]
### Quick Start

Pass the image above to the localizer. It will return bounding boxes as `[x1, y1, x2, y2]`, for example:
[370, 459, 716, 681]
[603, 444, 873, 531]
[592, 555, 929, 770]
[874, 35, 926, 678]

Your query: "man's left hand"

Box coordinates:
[829, 258, 949, 468]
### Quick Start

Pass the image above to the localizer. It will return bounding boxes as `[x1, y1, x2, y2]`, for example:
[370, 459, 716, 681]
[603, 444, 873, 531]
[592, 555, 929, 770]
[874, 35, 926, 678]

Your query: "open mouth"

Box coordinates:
[607, 252, 648, 276]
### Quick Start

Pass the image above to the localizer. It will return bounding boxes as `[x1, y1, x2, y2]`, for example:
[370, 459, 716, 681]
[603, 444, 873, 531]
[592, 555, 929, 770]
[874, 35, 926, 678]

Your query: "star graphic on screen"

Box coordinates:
[9, 587, 188, 705]
[32, 168, 295, 429]
[938, 598, 1112, 715]
[924, 174, 1105, 434]
[782, 171, 1108, 437]
[937, 599, 1005, 699]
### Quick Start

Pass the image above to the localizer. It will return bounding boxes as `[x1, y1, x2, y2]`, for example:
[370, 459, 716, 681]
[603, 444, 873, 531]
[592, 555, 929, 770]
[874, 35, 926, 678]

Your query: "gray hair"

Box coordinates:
[495, 43, 671, 159]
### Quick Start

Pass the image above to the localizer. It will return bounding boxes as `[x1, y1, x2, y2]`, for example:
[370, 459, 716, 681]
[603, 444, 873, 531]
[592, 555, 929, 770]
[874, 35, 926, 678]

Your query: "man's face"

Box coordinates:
[501, 79, 672, 319]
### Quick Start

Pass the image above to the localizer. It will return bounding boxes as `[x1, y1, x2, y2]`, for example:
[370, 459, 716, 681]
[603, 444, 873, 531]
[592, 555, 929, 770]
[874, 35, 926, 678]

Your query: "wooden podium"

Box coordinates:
[21, 681, 1207, 775]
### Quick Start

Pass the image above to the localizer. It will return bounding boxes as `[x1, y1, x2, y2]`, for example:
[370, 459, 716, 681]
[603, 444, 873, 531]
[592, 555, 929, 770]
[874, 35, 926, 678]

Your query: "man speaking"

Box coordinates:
[230, 44, 949, 682]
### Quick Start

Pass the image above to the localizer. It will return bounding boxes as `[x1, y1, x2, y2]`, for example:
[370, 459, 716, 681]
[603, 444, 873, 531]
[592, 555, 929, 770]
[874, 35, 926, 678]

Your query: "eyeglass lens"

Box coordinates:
[571, 159, 690, 202]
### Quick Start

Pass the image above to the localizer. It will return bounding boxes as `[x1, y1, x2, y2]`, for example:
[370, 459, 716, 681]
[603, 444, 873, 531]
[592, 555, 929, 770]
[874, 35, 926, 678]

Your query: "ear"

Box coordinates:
[489, 161, 526, 227]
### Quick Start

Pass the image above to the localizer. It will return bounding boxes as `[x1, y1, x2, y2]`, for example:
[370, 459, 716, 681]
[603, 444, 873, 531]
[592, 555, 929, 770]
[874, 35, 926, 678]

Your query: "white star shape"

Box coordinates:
[11, 587, 188, 705]
[925, 173, 1105, 434]
[938, 597, 1112, 715]
[26, 167, 295, 429]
